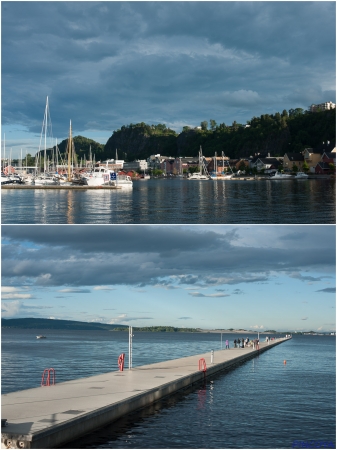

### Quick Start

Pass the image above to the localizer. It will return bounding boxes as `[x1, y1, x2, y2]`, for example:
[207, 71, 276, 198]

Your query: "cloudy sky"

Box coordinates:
[1, 225, 335, 332]
[2, 1, 336, 158]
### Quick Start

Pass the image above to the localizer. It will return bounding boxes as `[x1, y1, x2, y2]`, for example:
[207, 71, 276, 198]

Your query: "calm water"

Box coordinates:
[1, 178, 335, 224]
[2, 330, 335, 448]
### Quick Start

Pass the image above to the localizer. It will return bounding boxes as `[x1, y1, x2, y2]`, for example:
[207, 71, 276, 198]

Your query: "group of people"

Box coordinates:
[233, 337, 260, 349]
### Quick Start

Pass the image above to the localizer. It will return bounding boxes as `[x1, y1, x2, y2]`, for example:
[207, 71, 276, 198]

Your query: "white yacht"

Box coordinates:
[84, 167, 133, 189]
[294, 172, 309, 179]
[115, 174, 133, 189]
[210, 173, 233, 180]
[1, 172, 11, 185]
[189, 173, 211, 180]
[270, 171, 294, 179]
[32, 174, 59, 185]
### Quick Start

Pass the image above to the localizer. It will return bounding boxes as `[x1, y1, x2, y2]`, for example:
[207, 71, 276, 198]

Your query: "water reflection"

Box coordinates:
[1, 179, 335, 224]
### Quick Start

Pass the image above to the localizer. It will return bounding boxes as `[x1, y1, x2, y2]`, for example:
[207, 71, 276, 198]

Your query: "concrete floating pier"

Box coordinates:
[1, 337, 290, 449]
[1, 185, 120, 190]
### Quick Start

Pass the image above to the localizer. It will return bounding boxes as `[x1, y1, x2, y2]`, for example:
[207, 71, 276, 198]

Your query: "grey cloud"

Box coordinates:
[1, 1, 335, 146]
[1, 225, 233, 255]
[316, 287, 336, 294]
[58, 288, 91, 293]
[189, 292, 230, 298]
[2, 226, 335, 289]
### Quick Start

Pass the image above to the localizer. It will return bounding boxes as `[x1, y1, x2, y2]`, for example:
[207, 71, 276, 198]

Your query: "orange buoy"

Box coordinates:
[283, 360, 287, 364]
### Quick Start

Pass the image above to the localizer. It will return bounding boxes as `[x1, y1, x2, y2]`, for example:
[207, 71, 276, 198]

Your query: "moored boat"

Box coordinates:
[83, 167, 133, 189]
[294, 171, 309, 179]
[36, 335, 47, 339]
[188, 146, 212, 180]
[269, 171, 293, 179]
[32, 174, 59, 185]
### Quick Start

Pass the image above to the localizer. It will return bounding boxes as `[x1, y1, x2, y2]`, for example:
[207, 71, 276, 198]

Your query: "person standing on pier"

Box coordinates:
[225, 339, 229, 349]
[234, 339, 237, 348]
[237, 338, 240, 348]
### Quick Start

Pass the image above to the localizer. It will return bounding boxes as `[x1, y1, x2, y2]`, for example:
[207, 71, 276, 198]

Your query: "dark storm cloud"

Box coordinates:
[1, 1, 335, 141]
[1, 225, 234, 254]
[2, 226, 335, 288]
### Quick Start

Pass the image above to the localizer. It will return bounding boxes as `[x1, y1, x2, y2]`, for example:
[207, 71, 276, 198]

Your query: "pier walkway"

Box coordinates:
[1, 185, 119, 190]
[1, 337, 290, 449]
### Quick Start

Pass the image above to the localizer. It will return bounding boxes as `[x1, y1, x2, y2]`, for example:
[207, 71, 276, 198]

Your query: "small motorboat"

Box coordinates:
[36, 335, 47, 339]
[294, 172, 309, 179]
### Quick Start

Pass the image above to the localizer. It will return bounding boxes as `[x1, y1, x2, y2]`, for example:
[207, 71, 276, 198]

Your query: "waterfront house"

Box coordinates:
[253, 157, 282, 174]
[314, 162, 333, 175]
[322, 152, 336, 165]
[283, 153, 304, 172]
[303, 148, 322, 173]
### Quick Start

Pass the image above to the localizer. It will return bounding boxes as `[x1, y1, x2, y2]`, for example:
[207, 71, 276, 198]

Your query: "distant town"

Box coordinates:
[2, 101, 336, 181]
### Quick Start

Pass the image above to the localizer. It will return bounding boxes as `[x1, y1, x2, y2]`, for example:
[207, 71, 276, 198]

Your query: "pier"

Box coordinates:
[1, 337, 290, 449]
[1, 185, 120, 190]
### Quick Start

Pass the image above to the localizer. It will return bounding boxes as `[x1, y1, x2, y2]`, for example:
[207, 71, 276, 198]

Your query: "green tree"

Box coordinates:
[302, 160, 309, 173]
[23, 153, 35, 166]
[201, 121, 208, 131]
[210, 119, 217, 131]
[292, 164, 299, 173]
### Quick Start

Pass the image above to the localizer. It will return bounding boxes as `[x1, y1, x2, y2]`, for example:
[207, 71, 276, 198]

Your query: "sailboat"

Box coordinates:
[188, 146, 212, 180]
[211, 151, 234, 180]
[32, 97, 59, 185]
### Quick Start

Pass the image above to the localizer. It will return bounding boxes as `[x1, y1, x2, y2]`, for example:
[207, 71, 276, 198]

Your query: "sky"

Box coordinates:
[1, 1, 336, 158]
[1, 225, 336, 332]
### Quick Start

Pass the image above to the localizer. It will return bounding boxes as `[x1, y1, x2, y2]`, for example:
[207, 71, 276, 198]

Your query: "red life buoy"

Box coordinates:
[118, 353, 125, 371]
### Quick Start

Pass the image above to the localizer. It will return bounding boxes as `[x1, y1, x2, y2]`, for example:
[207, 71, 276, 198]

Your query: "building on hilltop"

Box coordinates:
[309, 101, 336, 112]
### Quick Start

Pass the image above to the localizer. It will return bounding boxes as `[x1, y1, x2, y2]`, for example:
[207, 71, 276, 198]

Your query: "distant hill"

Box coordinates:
[103, 108, 336, 160]
[1, 318, 125, 331]
[29, 108, 336, 164]
[36, 135, 105, 162]
[1, 318, 200, 333]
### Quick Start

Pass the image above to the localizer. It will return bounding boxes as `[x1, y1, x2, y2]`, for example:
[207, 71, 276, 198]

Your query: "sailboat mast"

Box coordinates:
[3, 133, 5, 172]
[44, 96, 48, 173]
[68, 120, 72, 181]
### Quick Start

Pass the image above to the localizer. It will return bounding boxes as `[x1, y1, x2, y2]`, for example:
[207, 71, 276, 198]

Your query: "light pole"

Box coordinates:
[129, 326, 133, 370]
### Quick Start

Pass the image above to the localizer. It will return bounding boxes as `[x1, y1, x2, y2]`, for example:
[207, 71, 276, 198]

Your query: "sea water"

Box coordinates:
[1, 330, 335, 448]
[1, 178, 335, 224]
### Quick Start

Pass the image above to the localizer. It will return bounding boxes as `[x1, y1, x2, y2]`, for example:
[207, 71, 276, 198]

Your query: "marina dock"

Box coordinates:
[1, 337, 290, 449]
[1, 185, 120, 190]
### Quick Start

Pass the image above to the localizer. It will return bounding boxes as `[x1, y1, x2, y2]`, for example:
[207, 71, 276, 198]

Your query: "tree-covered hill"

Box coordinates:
[1, 318, 200, 332]
[31, 107, 335, 163]
[37, 136, 105, 162]
[103, 108, 335, 160]
[103, 123, 178, 161]
[1, 318, 124, 330]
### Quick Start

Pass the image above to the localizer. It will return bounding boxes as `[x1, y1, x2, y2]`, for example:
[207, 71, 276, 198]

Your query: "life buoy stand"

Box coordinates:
[198, 358, 207, 372]
[118, 353, 125, 371]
